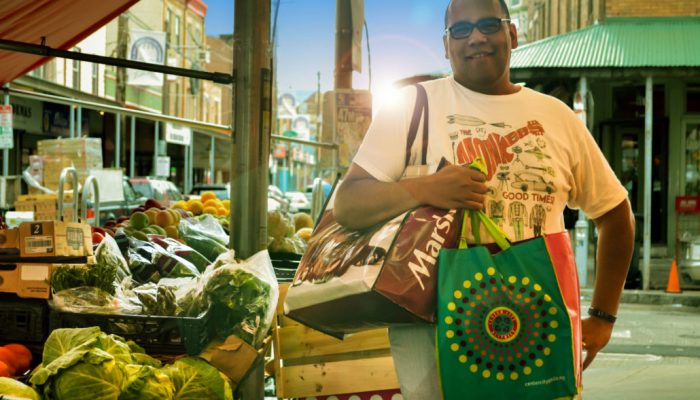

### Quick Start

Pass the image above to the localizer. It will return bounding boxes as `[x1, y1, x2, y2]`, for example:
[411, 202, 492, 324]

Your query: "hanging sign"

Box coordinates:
[156, 156, 171, 177]
[0, 105, 14, 149]
[165, 123, 192, 146]
[128, 30, 166, 86]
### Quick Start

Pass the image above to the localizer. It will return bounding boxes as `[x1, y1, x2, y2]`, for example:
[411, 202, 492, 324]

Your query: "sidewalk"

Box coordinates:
[580, 287, 700, 307]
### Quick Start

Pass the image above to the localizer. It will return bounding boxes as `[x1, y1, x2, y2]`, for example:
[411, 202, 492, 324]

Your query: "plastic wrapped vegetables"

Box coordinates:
[202, 251, 278, 348]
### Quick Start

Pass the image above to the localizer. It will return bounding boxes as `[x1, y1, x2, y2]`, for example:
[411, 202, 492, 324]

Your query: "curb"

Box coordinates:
[580, 288, 700, 307]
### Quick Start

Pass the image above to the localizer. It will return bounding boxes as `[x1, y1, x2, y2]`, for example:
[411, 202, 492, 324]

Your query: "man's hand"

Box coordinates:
[404, 164, 488, 210]
[581, 316, 614, 370]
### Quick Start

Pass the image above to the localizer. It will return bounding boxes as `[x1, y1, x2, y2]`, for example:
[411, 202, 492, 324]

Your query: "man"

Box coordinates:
[333, 0, 634, 398]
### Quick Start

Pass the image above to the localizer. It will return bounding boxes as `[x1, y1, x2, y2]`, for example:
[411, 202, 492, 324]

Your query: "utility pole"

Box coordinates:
[231, 1, 271, 257]
[334, 0, 353, 90]
[115, 14, 129, 169]
[231, 3, 272, 396]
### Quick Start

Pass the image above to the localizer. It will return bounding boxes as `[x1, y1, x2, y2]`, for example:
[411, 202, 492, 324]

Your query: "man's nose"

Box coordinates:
[467, 29, 489, 45]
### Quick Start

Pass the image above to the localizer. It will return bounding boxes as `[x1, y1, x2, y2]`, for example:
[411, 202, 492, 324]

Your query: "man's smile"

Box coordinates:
[465, 51, 493, 60]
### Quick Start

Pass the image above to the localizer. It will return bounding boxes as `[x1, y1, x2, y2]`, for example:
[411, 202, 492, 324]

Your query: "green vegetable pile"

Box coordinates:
[23, 327, 233, 400]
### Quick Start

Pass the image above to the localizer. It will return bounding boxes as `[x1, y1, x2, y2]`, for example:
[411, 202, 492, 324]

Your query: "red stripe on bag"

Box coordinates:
[544, 232, 583, 389]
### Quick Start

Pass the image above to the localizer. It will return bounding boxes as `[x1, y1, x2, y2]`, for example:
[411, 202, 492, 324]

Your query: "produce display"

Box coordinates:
[2, 185, 314, 399]
[267, 210, 313, 254]
[172, 191, 230, 233]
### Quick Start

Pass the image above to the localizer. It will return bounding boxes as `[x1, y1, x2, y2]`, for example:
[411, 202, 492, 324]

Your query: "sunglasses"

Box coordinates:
[445, 17, 511, 39]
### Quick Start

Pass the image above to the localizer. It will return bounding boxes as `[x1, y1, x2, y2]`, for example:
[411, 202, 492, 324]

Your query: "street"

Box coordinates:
[581, 302, 700, 400]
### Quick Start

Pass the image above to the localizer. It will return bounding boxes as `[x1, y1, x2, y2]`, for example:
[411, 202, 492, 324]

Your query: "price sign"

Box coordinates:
[0, 105, 13, 149]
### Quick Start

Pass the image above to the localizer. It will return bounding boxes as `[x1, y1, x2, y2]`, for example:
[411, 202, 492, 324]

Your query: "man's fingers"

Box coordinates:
[582, 349, 597, 371]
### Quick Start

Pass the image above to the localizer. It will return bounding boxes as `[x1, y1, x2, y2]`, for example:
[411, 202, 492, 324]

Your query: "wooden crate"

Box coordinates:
[272, 284, 400, 399]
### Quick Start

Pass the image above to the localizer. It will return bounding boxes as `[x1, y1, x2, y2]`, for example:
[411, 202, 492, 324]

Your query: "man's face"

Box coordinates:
[443, 0, 518, 94]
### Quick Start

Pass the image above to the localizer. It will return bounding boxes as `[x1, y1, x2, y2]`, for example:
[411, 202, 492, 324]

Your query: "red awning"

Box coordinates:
[0, 0, 138, 85]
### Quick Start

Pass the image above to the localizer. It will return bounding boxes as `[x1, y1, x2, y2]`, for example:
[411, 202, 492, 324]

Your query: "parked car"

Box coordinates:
[128, 177, 184, 206]
[189, 183, 230, 200]
[86, 178, 147, 225]
[284, 191, 310, 213]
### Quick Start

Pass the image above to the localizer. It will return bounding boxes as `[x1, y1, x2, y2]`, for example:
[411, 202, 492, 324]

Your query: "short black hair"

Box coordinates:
[444, 0, 511, 29]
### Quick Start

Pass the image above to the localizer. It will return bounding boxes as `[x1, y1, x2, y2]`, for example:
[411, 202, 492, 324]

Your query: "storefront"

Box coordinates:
[510, 16, 700, 287]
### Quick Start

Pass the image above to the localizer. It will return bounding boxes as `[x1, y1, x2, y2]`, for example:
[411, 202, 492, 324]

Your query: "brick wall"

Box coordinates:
[607, 0, 700, 17]
[526, 0, 699, 42]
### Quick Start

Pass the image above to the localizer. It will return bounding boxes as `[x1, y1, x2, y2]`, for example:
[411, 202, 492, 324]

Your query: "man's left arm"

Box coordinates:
[582, 198, 635, 369]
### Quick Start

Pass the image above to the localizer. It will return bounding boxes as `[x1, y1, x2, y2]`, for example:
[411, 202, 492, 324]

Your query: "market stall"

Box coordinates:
[0, 1, 300, 399]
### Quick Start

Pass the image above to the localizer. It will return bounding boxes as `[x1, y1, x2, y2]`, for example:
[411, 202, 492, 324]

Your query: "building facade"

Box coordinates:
[509, 0, 700, 286]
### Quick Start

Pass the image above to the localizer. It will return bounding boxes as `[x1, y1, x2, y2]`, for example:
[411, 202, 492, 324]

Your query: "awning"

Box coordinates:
[511, 17, 700, 70]
[0, 0, 138, 86]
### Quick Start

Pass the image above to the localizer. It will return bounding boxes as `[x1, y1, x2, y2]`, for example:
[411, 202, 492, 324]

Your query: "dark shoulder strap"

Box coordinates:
[405, 83, 429, 167]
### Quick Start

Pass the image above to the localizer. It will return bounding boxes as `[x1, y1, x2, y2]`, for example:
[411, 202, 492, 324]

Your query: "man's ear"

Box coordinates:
[509, 23, 519, 50]
[443, 34, 449, 59]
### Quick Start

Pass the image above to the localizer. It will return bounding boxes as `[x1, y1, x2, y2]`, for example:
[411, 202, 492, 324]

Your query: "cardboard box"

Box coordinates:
[14, 194, 74, 222]
[0, 263, 53, 299]
[18, 220, 93, 258]
[0, 263, 87, 299]
[0, 228, 20, 256]
[199, 335, 267, 389]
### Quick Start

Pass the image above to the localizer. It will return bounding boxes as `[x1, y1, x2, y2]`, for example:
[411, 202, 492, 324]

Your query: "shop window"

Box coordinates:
[91, 63, 99, 95]
[686, 123, 700, 195]
[72, 48, 81, 91]
[687, 85, 700, 113]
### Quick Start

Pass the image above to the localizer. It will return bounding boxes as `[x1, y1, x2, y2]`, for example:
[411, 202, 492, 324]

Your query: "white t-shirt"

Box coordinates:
[353, 76, 627, 242]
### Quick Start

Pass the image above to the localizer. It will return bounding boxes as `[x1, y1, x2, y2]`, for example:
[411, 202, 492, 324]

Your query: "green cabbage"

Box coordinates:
[0, 377, 41, 400]
[161, 358, 233, 400]
[120, 364, 174, 400]
[28, 327, 233, 399]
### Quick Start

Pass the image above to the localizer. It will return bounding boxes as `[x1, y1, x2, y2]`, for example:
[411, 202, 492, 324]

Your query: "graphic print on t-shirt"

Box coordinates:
[446, 115, 556, 239]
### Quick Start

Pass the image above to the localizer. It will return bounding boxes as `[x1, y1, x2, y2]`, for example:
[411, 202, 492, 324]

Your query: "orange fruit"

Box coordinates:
[172, 200, 188, 210]
[200, 191, 217, 203]
[0, 360, 11, 377]
[221, 199, 230, 209]
[155, 210, 175, 228]
[203, 199, 221, 209]
[0, 348, 17, 375]
[203, 206, 218, 215]
[216, 207, 227, 216]
[4, 344, 32, 373]
[189, 201, 204, 216]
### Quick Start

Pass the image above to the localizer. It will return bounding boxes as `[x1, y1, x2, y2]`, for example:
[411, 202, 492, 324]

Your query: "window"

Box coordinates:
[174, 15, 181, 50]
[72, 48, 81, 91]
[687, 85, 700, 113]
[165, 8, 172, 47]
[510, 0, 522, 7]
[91, 63, 99, 95]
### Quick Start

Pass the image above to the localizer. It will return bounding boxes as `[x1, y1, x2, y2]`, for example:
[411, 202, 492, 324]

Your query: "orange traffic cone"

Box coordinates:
[665, 258, 682, 294]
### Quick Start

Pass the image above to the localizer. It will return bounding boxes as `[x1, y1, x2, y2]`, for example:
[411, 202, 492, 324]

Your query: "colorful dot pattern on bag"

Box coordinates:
[441, 268, 561, 381]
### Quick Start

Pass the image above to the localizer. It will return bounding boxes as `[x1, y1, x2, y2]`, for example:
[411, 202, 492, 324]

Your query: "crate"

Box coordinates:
[49, 308, 212, 355]
[0, 294, 48, 343]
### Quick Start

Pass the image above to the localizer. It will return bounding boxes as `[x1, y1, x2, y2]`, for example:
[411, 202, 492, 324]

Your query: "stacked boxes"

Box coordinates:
[37, 138, 103, 191]
[15, 194, 74, 221]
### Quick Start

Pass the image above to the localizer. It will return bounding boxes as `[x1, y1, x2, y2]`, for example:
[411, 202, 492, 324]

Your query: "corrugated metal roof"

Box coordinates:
[511, 17, 700, 69]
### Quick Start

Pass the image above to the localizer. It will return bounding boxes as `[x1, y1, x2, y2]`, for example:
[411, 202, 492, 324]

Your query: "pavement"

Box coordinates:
[580, 287, 700, 307]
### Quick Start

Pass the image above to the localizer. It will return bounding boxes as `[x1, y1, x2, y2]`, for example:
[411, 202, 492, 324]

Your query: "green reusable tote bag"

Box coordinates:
[437, 209, 582, 400]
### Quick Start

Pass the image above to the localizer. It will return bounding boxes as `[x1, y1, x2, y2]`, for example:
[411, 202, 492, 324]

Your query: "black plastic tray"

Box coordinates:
[49, 308, 211, 355]
[0, 294, 48, 343]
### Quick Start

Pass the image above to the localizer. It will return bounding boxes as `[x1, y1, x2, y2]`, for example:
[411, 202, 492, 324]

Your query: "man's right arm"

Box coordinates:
[333, 162, 488, 230]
